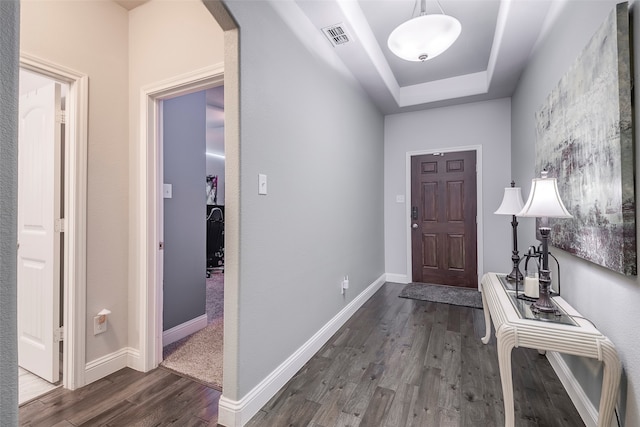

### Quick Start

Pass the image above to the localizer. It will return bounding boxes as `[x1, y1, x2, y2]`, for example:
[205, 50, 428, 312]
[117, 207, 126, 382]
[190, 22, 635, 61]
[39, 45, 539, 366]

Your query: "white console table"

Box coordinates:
[480, 272, 621, 427]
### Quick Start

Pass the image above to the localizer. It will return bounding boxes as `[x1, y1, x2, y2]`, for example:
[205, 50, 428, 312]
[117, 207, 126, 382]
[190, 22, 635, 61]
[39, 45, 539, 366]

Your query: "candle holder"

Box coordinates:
[515, 245, 561, 305]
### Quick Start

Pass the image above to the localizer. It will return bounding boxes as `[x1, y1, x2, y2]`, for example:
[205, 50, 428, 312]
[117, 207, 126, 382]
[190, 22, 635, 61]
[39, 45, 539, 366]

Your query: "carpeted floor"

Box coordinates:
[399, 282, 483, 309]
[161, 271, 224, 391]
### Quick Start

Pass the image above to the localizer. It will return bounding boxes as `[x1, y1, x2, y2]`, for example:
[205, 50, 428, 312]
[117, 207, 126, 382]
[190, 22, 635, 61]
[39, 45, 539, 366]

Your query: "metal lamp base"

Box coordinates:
[531, 294, 556, 313]
[531, 269, 557, 314]
[506, 252, 523, 282]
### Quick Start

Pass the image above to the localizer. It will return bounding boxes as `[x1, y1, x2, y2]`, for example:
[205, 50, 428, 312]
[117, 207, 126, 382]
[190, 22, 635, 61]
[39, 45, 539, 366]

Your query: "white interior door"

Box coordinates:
[17, 82, 62, 383]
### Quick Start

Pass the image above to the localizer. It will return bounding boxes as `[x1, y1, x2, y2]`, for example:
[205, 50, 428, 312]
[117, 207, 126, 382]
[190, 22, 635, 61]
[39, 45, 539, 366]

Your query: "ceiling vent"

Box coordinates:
[322, 24, 351, 47]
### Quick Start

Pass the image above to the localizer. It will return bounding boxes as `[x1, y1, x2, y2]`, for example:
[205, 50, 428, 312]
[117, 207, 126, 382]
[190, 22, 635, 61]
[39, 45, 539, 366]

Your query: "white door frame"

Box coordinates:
[405, 145, 484, 287]
[137, 65, 224, 370]
[19, 53, 88, 390]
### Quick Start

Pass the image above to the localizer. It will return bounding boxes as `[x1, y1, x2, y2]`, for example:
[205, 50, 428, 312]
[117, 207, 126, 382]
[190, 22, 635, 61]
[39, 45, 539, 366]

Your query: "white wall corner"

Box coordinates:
[162, 314, 208, 347]
[385, 273, 410, 284]
[546, 351, 613, 427]
[217, 274, 386, 427]
[85, 347, 136, 385]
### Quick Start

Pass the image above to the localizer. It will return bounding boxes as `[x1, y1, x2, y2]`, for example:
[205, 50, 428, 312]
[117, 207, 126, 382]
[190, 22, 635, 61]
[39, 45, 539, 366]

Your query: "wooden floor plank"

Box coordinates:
[438, 330, 461, 414]
[308, 382, 358, 427]
[412, 366, 442, 426]
[68, 368, 178, 425]
[358, 386, 395, 426]
[104, 377, 202, 426]
[307, 351, 356, 404]
[247, 393, 321, 427]
[76, 399, 136, 427]
[382, 382, 416, 427]
[342, 362, 385, 417]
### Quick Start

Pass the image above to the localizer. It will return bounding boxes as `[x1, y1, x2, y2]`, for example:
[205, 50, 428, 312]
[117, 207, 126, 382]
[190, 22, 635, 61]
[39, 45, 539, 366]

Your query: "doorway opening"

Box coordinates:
[135, 64, 224, 376]
[158, 86, 225, 390]
[406, 146, 484, 288]
[17, 56, 88, 402]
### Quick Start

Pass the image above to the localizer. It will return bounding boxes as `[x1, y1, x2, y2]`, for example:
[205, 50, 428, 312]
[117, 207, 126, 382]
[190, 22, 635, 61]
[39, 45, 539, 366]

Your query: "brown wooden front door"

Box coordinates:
[411, 151, 477, 288]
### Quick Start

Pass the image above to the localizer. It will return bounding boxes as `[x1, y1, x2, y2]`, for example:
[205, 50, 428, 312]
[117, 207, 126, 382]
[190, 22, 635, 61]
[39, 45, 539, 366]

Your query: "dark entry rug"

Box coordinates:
[399, 282, 483, 309]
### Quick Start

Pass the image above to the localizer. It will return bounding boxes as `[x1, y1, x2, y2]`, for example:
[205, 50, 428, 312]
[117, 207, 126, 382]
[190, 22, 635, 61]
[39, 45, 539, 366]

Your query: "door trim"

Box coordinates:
[19, 53, 88, 390]
[137, 64, 224, 371]
[405, 145, 483, 288]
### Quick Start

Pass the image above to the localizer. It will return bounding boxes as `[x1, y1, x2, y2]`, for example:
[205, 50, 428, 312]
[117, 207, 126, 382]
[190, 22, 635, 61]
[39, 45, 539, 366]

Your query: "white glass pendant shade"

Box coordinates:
[388, 14, 461, 62]
[518, 177, 572, 218]
[494, 187, 524, 215]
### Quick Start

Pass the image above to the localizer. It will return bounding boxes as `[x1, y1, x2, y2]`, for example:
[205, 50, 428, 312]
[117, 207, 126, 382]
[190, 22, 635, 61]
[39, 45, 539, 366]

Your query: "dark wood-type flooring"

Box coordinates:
[19, 283, 585, 426]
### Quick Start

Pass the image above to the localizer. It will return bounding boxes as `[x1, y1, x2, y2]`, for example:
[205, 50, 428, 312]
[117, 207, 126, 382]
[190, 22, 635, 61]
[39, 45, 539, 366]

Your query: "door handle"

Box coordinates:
[412, 224, 418, 229]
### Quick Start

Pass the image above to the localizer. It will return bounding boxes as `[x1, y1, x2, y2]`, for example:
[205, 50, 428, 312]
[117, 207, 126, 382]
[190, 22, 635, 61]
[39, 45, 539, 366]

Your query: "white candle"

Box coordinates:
[524, 275, 539, 298]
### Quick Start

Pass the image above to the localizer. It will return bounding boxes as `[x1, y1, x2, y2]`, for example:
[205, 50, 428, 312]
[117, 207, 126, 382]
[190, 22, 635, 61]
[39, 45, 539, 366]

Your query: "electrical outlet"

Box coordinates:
[94, 315, 107, 335]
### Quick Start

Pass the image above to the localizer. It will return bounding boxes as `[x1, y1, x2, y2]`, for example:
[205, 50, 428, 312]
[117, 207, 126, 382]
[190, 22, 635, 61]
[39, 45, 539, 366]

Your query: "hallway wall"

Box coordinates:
[222, 0, 385, 401]
[512, 1, 640, 423]
[162, 91, 207, 331]
[384, 98, 512, 282]
[127, 0, 224, 354]
[21, 0, 130, 362]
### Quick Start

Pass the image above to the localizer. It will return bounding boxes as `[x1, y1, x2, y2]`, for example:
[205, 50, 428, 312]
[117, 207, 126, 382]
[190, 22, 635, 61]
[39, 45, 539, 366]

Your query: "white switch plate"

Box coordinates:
[163, 184, 172, 199]
[259, 174, 267, 195]
[396, 195, 405, 203]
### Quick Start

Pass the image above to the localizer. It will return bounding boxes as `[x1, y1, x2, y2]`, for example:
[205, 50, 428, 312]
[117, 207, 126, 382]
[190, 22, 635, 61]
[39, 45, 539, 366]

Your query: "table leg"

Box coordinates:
[598, 343, 622, 427]
[481, 286, 492, 345]
[497, 326, 517, 427]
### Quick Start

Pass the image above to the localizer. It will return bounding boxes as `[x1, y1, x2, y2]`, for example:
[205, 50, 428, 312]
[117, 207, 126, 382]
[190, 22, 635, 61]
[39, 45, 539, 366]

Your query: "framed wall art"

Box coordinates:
[534, 2, 636, 276]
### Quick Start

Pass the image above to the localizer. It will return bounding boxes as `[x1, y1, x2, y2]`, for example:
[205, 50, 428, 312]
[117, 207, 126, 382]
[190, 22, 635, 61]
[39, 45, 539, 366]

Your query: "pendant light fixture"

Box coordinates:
[387, 0, 461, 62]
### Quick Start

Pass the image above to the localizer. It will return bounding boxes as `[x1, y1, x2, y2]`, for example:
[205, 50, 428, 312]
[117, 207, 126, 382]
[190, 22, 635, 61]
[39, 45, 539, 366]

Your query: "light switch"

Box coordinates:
[259, 174, 267, 195]
[163, 184, 172, 199]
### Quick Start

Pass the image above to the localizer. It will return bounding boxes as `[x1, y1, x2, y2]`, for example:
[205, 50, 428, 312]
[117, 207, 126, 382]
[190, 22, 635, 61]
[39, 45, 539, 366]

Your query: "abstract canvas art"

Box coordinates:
[535, 2, 636, 276]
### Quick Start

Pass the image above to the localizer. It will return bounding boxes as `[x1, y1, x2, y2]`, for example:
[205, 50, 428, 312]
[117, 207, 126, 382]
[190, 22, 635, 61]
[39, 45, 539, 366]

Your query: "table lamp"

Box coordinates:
[517, 171, 572, 313]
[495, 181, 525, 282]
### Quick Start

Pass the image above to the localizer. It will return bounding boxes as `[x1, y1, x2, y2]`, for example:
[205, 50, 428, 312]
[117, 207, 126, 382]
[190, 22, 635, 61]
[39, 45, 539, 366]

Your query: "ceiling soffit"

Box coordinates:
[290, 0, 554, 113]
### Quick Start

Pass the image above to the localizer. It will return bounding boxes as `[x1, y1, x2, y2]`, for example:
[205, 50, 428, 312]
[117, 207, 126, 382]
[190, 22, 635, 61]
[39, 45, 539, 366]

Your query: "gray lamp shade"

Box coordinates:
[495, 187, 525, 215]
[518, 175, 572, 218]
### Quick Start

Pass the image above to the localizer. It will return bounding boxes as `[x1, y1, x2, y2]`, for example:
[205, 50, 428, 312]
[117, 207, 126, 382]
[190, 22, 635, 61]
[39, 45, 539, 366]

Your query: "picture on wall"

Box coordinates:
[534, 2, 636, 276]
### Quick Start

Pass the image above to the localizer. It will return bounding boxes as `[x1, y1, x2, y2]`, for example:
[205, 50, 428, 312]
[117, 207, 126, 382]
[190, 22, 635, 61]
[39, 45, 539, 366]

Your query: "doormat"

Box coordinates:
[399, 283, 483, 309]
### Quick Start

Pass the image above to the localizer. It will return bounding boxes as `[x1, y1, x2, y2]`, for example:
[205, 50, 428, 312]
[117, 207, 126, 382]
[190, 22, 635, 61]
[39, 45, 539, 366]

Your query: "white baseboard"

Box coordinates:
[385, 273, 410, 284]
[85, 347, 134, 385]
[546, 351, 614, 427]
[127, 347, 143, 372]
[162, 314, 207, 346]
[218, 274, 387, 427]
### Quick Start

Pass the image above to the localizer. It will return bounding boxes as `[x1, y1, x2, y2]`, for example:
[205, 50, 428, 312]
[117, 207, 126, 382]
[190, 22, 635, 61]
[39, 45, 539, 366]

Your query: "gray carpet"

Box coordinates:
[399, 282, 483, 309]
[161, 271, 224, 391]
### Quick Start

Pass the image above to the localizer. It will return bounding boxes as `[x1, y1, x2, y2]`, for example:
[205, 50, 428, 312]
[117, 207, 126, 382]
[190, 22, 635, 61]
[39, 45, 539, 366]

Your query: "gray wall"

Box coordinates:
[0, 1, 19, 423]
[384, 98, 512, 281]
[512, 1, 640, 423]
[222, 1, 385, 398]
[163, 91, 207, 331]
